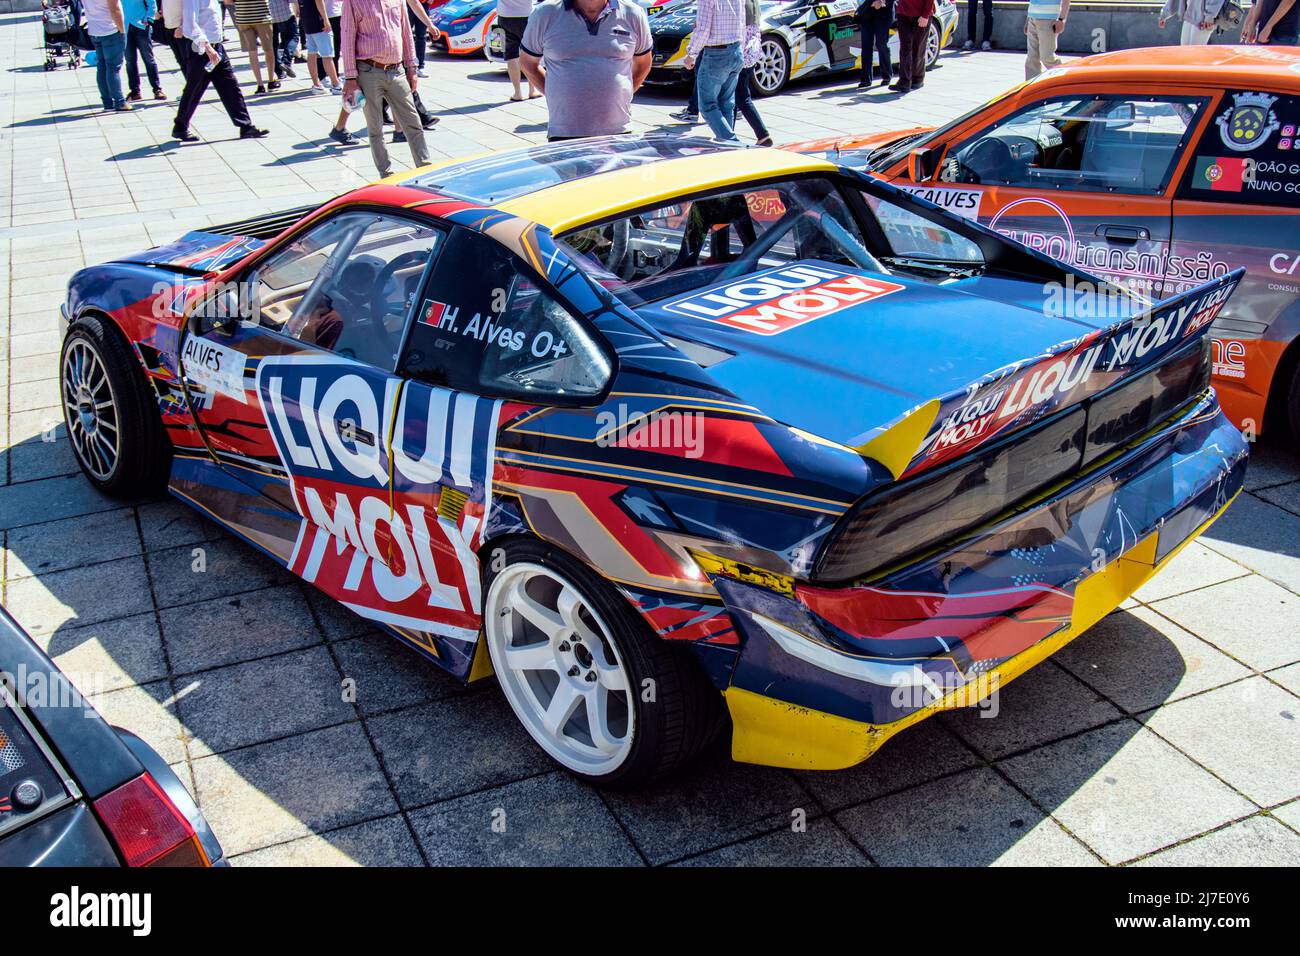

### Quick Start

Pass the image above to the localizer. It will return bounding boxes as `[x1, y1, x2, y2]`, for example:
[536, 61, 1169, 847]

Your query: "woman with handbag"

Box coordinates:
[1158, 0, 1224, 45]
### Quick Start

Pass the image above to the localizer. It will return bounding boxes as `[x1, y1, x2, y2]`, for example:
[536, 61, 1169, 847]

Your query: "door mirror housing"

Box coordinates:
[908, 146, 943, 183]
[187, 284, 246, 336]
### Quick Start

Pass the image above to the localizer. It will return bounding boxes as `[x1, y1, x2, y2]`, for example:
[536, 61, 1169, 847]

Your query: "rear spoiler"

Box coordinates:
[867, 269, 1245, 481]
[814, 270, 1244, 583]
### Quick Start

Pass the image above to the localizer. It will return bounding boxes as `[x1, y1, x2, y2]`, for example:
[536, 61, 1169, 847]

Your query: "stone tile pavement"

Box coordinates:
[2, 13, 1299, 866]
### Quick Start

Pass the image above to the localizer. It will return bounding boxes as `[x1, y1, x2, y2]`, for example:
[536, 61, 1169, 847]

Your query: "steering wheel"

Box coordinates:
[960, 138, 1014, 184]
[372, 250, 429, 322]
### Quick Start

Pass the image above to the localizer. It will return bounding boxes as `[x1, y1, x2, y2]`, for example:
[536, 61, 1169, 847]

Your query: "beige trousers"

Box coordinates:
[356, 61, 432, 179]
[1025, 18, 1061, 80]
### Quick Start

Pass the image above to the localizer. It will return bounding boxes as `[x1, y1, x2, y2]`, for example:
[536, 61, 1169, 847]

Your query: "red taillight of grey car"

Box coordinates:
[92, 774, 210, 867]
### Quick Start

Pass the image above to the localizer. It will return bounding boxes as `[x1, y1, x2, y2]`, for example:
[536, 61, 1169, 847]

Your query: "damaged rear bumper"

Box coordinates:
[711, 392, 1247, 770]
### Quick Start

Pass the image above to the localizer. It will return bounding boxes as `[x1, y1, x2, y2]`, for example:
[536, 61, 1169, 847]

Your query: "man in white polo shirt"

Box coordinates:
[519, 0, 652, 140]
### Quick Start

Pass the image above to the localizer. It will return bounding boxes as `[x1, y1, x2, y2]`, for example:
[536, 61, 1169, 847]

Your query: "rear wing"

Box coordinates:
[815, 270, 1244, 583]
[897, 269, 1244, 478]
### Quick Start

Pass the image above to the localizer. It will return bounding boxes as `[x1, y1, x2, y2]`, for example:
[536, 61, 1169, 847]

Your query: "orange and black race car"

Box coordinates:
[791, 45, 1300, 442]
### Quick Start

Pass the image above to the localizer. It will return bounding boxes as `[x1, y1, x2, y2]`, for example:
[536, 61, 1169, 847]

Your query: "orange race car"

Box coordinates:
[791, 45, 1300, 442]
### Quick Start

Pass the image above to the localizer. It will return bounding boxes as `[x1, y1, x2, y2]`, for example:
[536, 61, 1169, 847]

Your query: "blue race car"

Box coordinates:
[431, 0, 497, 56]
[55, 137, 1246, 787]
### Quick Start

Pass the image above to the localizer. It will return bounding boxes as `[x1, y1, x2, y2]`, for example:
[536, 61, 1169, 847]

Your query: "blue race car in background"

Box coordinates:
[432, 0, 497, 56]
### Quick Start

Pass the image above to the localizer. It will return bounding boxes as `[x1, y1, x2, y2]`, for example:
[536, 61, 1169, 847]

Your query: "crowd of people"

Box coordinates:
[55, 0, 1300, 177]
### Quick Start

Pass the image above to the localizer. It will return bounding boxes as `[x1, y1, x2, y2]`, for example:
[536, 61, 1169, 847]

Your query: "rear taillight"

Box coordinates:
[92, 774, 210, 867]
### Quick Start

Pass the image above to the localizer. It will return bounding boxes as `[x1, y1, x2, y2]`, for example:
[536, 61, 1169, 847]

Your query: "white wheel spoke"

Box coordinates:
[504, 641, 555, 673]
[509, 579, 566, 639]
[595, 656, 629, 695]
[542, 682, 582, 738]
[585, 689, 622, 755]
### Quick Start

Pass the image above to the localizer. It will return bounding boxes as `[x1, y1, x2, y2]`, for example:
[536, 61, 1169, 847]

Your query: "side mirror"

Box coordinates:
[187, 285, 244, 336]
[907, 146, 943, 183]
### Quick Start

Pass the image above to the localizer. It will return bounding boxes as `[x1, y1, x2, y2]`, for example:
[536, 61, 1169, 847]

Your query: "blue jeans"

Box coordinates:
[696, 43, 742, 142]
[125, 23, 160, 95]
[91, 32, 126, 109]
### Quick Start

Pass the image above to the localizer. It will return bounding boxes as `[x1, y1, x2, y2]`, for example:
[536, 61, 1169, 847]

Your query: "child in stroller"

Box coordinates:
[43, 0, 85, 70]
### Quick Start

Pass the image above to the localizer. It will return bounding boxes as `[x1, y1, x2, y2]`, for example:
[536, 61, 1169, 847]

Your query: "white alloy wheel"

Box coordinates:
[485, 562, 634, 776]
[751, 36, 789, 95]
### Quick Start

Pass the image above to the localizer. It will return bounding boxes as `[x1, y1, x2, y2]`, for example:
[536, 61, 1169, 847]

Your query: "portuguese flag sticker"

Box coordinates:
[1193, 156, 1249, 191]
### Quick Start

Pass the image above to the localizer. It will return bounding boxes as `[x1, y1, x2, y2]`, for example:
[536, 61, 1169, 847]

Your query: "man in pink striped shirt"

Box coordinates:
[341, 0, 432, 176]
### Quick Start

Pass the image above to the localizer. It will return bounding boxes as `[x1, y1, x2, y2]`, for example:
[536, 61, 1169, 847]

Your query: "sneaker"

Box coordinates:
[417, 66, 427, 77]
[255, 85, 266, 95]
[127, 90, 142, 102]
[240, 125, 269, 139]
[670, 108, 698, 123]
[421, 116, 441, 130]
[328, 126, 357, 145]
[962, 39, 973, 50]
[310, 84, 328, 95]
[268, 79, 281, 91]
[284, 62, 296, 77]
[330, 83, 342, 95]
[114, 103, 134, 112]
[981, 40, 992, 50]
[393, 129, 407, 144]
[755, 136, 773, 147]
[153, 88, 166, 101]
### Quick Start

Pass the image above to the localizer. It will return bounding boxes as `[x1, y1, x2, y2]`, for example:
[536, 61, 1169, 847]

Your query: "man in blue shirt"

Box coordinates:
[122, 0, 165, 100]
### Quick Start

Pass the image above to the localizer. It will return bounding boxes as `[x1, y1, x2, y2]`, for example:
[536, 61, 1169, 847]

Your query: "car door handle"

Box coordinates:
[1096, 224, 1150, 244]
[336, 418, 375, 446]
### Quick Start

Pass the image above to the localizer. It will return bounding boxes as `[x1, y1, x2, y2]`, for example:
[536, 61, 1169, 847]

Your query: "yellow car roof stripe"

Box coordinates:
[496, 149, 840, 234]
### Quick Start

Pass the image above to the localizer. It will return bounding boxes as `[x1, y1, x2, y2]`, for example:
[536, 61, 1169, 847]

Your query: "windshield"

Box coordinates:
[556, 177, 885, 308]
[866, 83, 1034, 170]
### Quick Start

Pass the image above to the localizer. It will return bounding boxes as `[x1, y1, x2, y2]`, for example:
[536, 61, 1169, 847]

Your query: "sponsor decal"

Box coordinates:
[663, 263, 904, 335]
[1212, 338, 1247, 380]
[181, 335, 247, 401]
[1270, 252, 1300, 276]
[256, 356, 500, 639]
[985, 196, 1232, 295]
[901, 185, 983, 220]
[913, 275, 1240, 470]
[1216, 92, 1281, 152]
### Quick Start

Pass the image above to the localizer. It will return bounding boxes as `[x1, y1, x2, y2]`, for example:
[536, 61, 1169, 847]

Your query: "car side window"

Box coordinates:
[943, 96, 1205, 195]
[1177, 89, 1300, 208]
[249, 212, 442, 370]
[399, 228, 612, 402]
[860, 192, 985, 264]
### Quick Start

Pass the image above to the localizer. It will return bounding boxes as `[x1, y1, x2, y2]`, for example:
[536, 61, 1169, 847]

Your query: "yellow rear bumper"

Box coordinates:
[723, 495, 1235, 771]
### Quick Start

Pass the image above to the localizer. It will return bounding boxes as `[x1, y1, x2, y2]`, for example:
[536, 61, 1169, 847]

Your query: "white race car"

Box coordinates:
[647, 0, 959, 95]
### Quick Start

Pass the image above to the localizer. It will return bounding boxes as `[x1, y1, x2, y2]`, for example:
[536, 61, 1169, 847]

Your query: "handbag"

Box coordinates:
[1216, 0, 1244, 35]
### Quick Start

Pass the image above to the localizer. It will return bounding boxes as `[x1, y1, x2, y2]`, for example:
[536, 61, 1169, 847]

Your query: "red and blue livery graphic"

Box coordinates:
[55, 137, 1249, 784]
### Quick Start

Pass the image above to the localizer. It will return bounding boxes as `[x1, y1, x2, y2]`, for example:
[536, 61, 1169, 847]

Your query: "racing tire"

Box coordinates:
[483, 539, 726, 788]
[925, 21, 941, 69]
[59, 314, 171, 497]
[751, 34, 791, 97]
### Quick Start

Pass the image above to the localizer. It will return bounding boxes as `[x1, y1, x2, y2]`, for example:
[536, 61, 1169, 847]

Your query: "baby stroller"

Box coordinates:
[42, 0, 83, 71]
